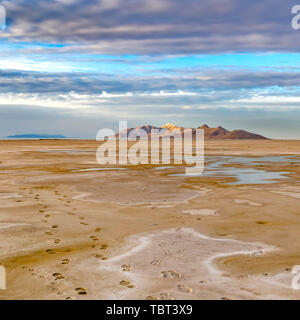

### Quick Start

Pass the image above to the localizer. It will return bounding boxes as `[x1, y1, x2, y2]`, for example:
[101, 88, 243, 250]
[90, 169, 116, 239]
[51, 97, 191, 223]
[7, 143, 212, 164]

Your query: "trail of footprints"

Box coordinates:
[17, 185, 112, 298]
[117, 247, 196, 300]
[17, 186, 196, 299]
[16, 185, 229, 300]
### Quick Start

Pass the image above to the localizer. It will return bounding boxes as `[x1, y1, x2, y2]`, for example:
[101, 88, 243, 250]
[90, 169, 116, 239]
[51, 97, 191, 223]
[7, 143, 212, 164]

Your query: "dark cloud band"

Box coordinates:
[1, 0, 298, 54]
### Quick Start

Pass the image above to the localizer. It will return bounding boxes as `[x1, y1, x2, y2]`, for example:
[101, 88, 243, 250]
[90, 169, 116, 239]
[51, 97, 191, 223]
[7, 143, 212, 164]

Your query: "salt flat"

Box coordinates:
[0, 139, 299, 300]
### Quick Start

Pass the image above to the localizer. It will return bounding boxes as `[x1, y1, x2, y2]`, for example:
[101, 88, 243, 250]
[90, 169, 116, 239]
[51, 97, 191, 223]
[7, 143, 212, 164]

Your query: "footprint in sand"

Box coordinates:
[120, 280, 136, 289]
[252, 249, 264, 256]
[146, 296, 159, 300]
[161, 270, 181, 280]
[151, 259, 161, 266]
[75, 287, 87, 295]
[52, 273, 64, 280]
[46, 249, 56, 254]
[256, 221, 268, 225]
[121, 264, 131, 272]
[177, 284, 193, 294]
[160, 292, 174, 300]
[61, 259, 70, 265]
[120, 280, 130, 286]
[199, 280, 210, 284]
[90, 235, 99, 241]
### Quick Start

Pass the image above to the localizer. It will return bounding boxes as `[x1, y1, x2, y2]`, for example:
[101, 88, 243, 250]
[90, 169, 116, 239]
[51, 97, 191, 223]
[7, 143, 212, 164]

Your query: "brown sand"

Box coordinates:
[0, 139, 299, 300]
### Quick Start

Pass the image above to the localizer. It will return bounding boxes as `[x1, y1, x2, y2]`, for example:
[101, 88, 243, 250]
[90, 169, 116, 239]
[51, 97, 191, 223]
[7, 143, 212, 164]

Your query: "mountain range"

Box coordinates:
[6, 134, 67, 139]
[117, 123, 268, 140]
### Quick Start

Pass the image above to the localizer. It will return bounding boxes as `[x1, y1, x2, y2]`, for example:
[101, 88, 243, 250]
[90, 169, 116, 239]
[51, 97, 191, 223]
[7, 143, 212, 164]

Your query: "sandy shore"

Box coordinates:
[0, 139, 300, 300]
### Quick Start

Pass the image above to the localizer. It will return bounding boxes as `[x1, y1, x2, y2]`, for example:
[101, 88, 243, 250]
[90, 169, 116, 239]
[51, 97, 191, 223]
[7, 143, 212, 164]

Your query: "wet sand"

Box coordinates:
[0, 139, 300, 300]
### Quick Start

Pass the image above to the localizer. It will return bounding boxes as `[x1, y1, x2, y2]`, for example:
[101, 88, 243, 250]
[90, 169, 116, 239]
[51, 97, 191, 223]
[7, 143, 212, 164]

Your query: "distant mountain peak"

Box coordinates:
[161, 123, 184, 131]
[117, 124, 268, 140]
[136, 125, 157, 130]
[162, 123, 176, 128]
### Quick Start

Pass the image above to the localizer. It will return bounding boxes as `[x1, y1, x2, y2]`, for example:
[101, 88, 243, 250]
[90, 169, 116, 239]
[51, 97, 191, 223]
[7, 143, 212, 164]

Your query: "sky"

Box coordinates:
[0, 0, 300, 139]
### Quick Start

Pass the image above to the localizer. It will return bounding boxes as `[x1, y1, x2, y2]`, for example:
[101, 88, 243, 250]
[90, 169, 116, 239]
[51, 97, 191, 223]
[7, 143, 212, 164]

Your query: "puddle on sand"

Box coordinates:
[153, 166, 175, 170]
[169, 156, 296, 185]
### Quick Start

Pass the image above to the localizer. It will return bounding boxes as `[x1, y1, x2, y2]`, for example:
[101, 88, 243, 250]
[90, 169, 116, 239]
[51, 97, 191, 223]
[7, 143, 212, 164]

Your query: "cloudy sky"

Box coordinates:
[0, 0, 300, 139]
